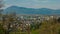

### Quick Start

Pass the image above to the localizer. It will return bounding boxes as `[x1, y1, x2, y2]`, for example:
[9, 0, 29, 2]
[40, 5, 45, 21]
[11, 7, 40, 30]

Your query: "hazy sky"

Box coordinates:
[4, 0, 60, 9]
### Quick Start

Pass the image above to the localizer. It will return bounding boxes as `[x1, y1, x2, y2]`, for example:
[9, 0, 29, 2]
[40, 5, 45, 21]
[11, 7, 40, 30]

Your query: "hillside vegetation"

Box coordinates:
[0, 14, 60, 34]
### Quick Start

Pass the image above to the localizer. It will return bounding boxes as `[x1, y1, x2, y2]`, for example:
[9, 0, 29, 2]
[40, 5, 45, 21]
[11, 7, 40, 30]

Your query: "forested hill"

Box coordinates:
[3, 6, 60, 15]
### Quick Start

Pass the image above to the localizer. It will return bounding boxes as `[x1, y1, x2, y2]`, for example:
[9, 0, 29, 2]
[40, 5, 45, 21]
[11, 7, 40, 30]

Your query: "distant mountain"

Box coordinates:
[3, 6, 60, 15]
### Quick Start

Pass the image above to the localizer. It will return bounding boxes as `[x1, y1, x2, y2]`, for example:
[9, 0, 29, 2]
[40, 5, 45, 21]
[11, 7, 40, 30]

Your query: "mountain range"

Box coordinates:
[3, 6, 60, 15]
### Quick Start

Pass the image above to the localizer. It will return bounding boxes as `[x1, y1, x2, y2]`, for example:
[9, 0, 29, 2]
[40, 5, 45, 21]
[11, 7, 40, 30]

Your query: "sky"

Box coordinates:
[4, 0, 60, 9]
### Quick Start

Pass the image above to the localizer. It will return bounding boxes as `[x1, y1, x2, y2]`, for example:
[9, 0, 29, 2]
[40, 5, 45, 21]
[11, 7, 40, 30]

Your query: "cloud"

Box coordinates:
[31, 0, 49, 3]
[37, 0, 48, 2]
[4, 0, 60, 9]
[4, 4, 12, 9]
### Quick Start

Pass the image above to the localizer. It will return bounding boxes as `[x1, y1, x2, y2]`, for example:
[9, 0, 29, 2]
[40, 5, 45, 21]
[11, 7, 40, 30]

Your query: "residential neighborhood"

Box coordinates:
[0, 13, 60, 34]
